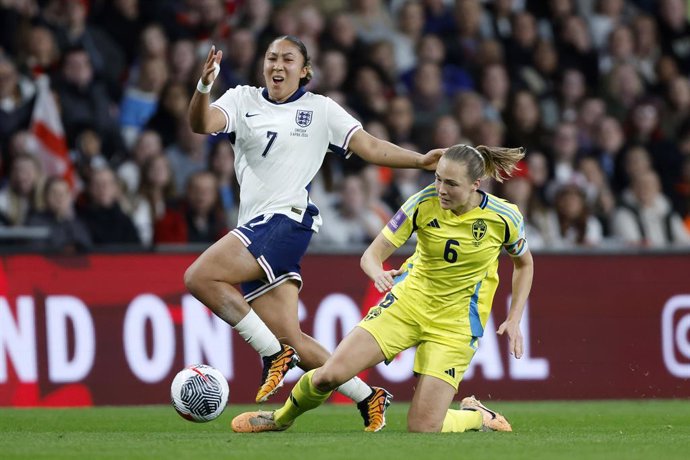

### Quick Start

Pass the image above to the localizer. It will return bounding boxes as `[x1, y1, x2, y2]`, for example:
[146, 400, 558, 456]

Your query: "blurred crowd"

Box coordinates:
[1, 0, 690, 253]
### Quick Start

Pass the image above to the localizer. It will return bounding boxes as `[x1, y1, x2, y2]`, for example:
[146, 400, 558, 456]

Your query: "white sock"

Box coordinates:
[234, 310, 282, 357]
[336, 376, 373, 403]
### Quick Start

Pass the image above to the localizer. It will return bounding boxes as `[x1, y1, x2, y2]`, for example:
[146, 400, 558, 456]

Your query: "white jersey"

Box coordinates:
[211, 86, 361, 230]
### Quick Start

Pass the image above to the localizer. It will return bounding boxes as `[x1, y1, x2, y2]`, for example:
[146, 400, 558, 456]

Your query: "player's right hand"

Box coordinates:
[201, 45, 223, 86]
[372, 268, 403, 293]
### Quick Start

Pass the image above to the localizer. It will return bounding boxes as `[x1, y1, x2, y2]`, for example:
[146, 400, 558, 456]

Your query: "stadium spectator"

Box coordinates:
[365, 40, 400, 89]
[400, 33, 474, 96]
[133, 153, 185, 246]
[591, 116, 627, 189]
[444, 0, 491, 70]
[145, 81, 191, 148]
[599, 24, 636, 75]
[180, 171, 226, 244]
[315, 49, 348, 93]
[550, 122, 582, 184]
[429, 115, 464, 150]
[117, 130, 164, 197]
[388, 0, 425, 75]
[0, 55, 35, 152]
[220, 31, 258, 91]
[588, 0, 629, 51]
[119, 57, 168, 148]
[478, 62, 510, 121]
[409, 62, 451, 145]
[0, 153, 44, 226]
[577, 156, 617, 236]
[556, 15, 600, 88]
[504, 10, 540, 74]
[316, 173, 387, 247]
[574, 97, 607, 155]
[452, 90, 486, 141]
[557, 68, 588, 123]
[21, 25, 61, 76]
[236, 0, 273, 36]
[384, 95, 416, 145]
[631, 13, 660, 85]
[504, 89, 548, 153]
[350, 0, 395, 43]
[53, 46, 123, 160]
[611, 170, 690, 247]
[77, 167, 140, 246]
[165, 118, 209, 193]
[25, 176, 92, 253]
[625, 98, 683, 200]
[656, 0, 690, 74]
[207, 139, 239, 229]
[382, 147, 423, 211]
[660, 75, 690, 139]
[69, 125, 109, 187]
[347, 65, 391, 122]
[93, 0, 146, 66]
[167, 38, 197, 89]
[536, 180, 604, 248]
[319, 11, 368, 69]
[49, 0, 126, 100]
[603, 61, 645, 122]
[498, 162, 546, 250]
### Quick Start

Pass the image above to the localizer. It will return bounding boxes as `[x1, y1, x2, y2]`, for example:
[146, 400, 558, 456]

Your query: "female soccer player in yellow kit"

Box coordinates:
[232, 144, 534, 433]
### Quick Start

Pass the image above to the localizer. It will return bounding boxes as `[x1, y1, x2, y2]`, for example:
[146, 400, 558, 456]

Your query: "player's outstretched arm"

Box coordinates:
[360, 234, 403, 293]
[497, 249, 534, 359]
[348, 130, 444, 171]
[188, 45, 226, 134]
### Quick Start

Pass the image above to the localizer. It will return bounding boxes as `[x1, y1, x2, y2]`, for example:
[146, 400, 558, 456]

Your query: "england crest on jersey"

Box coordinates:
[295, 109, 313, 127]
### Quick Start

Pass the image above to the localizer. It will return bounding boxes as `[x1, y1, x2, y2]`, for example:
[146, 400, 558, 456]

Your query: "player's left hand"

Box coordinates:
[419, 148, 445, 171]
[497, 320, 524, 359]
[372, 268, 404, 293]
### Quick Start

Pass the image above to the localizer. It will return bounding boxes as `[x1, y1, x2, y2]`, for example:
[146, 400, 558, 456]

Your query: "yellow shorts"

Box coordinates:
[358, 292, 478, 390]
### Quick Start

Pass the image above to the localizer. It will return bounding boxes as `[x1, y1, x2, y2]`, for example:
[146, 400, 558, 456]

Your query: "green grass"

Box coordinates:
[1, 401, 688, 460]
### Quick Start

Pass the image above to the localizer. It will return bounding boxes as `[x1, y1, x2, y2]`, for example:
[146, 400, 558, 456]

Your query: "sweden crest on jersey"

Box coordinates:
[295, 110, 313, 127]
[472, 219, 487, 241]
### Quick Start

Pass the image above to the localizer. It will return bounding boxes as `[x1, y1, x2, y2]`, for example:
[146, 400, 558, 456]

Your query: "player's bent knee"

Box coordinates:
[311, 366, 344, 392]
[183, 264, 201, 294]
[407, 416, 442, 433]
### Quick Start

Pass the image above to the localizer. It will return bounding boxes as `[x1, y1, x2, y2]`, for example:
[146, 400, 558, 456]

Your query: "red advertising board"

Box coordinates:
[0, 253, 689, 407]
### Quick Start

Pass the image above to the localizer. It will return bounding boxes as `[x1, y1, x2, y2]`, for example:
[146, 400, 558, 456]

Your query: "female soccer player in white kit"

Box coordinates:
[184, 35, 442, 431]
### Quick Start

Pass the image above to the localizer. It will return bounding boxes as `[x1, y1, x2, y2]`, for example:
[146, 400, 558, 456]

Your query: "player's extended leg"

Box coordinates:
[251, 283, 391, 430]
[231, 327, 387, 433]
[184, 231, 263, 324]
[407, 374, 479, 433]
[184, 232, 299, 402]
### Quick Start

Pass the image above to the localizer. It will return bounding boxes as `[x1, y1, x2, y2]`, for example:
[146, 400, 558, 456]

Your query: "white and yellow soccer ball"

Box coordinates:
[170, 364, 229, 422]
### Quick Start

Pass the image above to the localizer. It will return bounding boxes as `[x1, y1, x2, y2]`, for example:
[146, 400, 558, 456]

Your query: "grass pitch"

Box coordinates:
[1, 400, 688, 460]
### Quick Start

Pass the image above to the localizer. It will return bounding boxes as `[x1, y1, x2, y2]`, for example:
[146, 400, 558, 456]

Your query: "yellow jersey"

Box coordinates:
[382, 184, 528, 337]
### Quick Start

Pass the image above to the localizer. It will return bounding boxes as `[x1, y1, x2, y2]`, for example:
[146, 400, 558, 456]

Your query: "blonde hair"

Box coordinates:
[444, 144, 525, 183]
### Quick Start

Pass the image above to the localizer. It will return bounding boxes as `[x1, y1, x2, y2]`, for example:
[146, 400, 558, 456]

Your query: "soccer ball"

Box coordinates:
[170, 364, 229, 422]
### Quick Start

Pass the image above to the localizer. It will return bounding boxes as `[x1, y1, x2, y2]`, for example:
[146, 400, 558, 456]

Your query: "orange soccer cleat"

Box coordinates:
[255, 344, 300, 403]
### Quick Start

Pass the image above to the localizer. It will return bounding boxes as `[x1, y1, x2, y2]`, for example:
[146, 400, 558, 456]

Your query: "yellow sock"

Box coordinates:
[441, 409, 482, 432]
[274, 369, 333, 426]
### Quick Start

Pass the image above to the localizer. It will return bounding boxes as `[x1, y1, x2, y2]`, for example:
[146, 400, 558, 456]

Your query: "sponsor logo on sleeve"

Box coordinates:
[387, 209, 407, 233]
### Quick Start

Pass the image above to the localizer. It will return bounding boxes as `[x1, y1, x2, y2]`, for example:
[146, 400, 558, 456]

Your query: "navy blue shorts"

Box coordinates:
[230, 212, 314, 302]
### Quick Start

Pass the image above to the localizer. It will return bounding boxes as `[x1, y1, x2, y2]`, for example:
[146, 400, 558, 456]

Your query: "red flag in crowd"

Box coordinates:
[29, 75, 75, 187]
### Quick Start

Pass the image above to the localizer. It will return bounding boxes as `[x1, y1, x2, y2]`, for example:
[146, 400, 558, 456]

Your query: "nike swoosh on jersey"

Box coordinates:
[245, 112, 260, 117]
